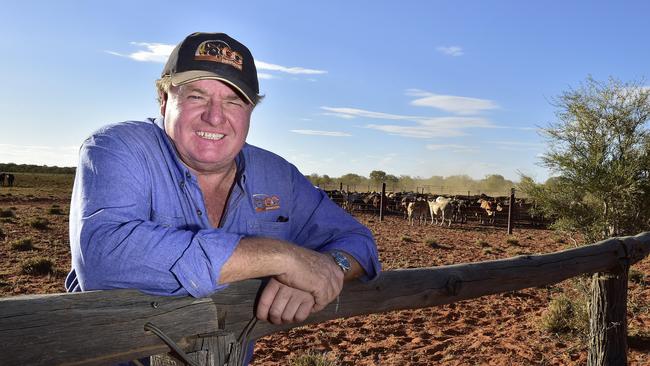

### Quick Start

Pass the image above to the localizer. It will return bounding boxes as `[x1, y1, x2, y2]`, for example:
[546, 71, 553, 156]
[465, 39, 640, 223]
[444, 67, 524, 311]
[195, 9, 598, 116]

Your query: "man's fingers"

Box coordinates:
[280, 295, 302, 324]
[268, 285, 292, 325]
[257, 279, 318, 325]
[256, 279, 280, 321]
[294, 299, 314, 323]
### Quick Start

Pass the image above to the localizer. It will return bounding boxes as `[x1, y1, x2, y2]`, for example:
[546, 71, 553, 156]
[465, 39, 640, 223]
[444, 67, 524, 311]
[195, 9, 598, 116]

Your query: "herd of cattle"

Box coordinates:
[0, 173, 15, 187]
[324, 190, 547, 228]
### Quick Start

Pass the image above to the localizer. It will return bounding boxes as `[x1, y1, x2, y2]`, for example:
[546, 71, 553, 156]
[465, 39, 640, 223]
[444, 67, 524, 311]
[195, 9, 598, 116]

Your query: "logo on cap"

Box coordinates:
[194, 40, 243, 71]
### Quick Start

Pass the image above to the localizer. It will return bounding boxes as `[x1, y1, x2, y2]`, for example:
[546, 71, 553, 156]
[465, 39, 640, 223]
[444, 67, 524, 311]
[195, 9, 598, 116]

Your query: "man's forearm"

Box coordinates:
[218, 236, 344, 312]
[218, 237, 290, 284]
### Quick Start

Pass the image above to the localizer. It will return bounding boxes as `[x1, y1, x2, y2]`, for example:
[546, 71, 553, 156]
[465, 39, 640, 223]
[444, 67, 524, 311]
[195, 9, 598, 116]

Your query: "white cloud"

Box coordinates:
[106, 42, 325, 79]
[406, 89, 498, 115]
[322, 112, 356, 119]
[257, 73, 275, 80]
[105, 42, 175, 63]
[321, 107, 415, 120]
[255, 61, 326, 75]
[321, 106, 495, 138]
[417, 117, 493, 129]
[436, 46, 464, 57]
[290, 129, 351, 137]
[365, 124, 465, 138]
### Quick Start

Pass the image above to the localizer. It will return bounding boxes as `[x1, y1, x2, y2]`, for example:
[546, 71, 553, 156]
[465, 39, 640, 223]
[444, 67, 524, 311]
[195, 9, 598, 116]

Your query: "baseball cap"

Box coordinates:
[162, 32, 259, 104]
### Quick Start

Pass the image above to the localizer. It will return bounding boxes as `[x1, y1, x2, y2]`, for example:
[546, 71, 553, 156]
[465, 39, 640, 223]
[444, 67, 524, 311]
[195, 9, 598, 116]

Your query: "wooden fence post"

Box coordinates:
[507, 188, 515, 235]
[380, 183, 386, 222]
[587, 246, 629, 366]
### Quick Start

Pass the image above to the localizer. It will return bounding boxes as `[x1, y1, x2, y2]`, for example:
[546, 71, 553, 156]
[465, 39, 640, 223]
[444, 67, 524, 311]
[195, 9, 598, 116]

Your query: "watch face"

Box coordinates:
[331, 251, 351, 272]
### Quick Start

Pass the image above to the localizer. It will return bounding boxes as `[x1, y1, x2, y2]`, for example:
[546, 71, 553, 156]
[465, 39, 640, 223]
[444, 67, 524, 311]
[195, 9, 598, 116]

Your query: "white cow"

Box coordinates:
[428, 196, 453, 226]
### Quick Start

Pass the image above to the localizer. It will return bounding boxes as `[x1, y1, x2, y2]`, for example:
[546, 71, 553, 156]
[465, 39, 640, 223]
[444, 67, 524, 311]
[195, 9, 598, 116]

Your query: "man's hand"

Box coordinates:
[275, 246, 344, 312]
[256, 278, 315, 324]
[220, 238, 345, 312]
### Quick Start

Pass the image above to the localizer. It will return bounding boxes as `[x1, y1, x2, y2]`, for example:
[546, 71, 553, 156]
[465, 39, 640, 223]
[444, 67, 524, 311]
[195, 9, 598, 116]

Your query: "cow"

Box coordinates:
[0, 173, 5, 187]
[478, 196, 503, 225]
[428, 196, 453, 226]
[400, 194, 417, 219]
[449, 197, 468, 224]
[6, 173, 14, 187]
[407, 200, 429, 226]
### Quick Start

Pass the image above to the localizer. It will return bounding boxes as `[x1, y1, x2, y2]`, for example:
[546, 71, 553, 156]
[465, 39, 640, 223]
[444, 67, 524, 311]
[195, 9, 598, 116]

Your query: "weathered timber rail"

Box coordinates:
[1, 233, 649, 365]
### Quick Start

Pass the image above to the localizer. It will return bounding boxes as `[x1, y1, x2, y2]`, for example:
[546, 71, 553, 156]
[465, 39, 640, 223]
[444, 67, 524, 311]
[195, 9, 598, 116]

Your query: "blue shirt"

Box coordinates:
[65, 118, 380, 298]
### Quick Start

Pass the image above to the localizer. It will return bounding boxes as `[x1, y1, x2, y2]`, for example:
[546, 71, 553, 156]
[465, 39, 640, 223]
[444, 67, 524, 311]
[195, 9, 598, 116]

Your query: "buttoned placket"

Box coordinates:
[180, 170, 211, 227]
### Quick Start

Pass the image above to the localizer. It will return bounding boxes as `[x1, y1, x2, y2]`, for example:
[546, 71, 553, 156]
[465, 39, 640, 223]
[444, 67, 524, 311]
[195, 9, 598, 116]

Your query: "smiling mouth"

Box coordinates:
[196, 131, 225, 140]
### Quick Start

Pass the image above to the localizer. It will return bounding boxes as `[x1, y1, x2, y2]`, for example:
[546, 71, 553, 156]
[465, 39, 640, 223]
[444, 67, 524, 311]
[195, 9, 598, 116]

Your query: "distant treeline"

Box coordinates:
[306, 171, 521, 197]
[0, 163, 75, 175]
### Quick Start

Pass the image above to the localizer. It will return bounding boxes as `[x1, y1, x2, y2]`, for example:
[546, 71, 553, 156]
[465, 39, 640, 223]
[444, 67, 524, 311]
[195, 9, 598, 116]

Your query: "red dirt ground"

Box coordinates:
[252, 214, 650, 366]
[1, 194, 648, 365]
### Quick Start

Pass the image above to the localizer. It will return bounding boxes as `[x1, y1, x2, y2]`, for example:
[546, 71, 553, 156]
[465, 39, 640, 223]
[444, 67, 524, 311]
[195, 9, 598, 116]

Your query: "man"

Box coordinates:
[65, 32, 380, 362]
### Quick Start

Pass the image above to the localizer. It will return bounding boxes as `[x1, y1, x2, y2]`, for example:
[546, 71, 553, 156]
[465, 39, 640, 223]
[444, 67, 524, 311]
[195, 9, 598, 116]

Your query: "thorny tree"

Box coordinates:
[520, 76, 650, 243]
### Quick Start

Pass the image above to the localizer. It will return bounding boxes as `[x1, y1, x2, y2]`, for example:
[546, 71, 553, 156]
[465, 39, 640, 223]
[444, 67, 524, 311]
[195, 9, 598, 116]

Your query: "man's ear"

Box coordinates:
[160, 92, 168, 117]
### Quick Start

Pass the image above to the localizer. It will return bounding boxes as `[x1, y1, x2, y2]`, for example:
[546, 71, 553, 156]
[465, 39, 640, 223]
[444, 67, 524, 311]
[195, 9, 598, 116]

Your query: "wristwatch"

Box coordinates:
[329, 250, 351, 273]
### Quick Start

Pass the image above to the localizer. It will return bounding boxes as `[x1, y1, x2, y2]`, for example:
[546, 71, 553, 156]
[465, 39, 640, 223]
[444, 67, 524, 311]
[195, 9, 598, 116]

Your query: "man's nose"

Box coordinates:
[202, 101, 225, 125]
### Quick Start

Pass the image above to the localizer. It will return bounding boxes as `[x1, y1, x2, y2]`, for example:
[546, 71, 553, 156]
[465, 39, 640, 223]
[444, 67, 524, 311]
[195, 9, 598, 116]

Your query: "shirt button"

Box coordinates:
[185, 171, 192, 179]
[196, 209, 203, 216]
[179, 181, 185, 189]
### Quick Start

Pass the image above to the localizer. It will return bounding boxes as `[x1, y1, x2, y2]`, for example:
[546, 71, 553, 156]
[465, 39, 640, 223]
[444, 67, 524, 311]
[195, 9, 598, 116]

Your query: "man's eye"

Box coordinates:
[188, 95, 204, 100]
[226, 100, 244, 107]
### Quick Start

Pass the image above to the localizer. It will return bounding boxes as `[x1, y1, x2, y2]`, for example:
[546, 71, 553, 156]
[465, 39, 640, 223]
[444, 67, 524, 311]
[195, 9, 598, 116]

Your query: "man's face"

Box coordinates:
[161, 79, 253, 174]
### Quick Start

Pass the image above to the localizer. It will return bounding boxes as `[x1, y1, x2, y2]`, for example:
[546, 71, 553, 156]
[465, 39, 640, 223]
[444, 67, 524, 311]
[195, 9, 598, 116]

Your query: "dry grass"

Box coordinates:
[20, 257, 54, 276]
[29, 217, 50, 230]
[11, 238, 34, 251]
[539, 293, 589, 336]
[0, 209, 15, 218]
[505, 237, 520, 246]
[289, 351, 339, 366]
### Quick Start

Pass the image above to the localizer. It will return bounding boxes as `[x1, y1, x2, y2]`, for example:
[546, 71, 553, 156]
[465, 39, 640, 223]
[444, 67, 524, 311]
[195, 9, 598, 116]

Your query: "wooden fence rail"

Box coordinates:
[1, 233, 649, 365]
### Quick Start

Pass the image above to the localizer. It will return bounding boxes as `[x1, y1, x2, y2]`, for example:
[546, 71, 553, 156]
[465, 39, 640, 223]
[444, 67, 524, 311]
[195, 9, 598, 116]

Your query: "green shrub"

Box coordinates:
[475, 239, 489, 247]
[11, 238, 34, 251]
[0, 226, 4, 240]
[425, 238, 438, 246]
[289, 351, 338, 366]
[401, 236, 414, 243]
[505, 237, 519, 246]
[540, 293, 588, 335]
[21, 257, 54, 276]
[48, 207, 64, 215]
[629, 268, 645, 284]
[29, 217, 50, 230]
[0, 209, 15, 218]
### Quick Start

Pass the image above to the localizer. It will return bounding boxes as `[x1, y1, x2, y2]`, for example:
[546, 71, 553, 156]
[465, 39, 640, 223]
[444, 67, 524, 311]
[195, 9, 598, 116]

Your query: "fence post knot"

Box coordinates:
[444, 274, 463, 296]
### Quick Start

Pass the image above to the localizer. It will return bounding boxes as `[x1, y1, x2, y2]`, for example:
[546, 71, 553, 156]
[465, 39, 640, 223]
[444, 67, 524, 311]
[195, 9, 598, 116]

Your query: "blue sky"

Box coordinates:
[1, 1, 648, 182]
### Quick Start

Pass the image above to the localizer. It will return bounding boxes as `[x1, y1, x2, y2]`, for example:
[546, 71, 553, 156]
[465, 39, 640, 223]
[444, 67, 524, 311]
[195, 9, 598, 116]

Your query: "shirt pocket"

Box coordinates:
[151, 209, 186, 229]
[246, 219, 291, 241]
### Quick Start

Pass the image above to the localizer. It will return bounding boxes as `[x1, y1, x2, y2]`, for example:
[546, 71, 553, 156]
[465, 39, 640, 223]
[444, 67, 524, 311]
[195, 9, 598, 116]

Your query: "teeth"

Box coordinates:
[196, 131, 225, 140]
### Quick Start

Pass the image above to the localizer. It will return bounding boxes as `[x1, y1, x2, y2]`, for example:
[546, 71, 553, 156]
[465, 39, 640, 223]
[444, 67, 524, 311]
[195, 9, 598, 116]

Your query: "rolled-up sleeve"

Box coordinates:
[69, 128, 242, 297]
[288, 167, 381, 282]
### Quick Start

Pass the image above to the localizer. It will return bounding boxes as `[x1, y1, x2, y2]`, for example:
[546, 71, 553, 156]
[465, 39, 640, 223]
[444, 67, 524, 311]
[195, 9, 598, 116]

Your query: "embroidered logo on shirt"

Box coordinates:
[253, 194, 280, 212]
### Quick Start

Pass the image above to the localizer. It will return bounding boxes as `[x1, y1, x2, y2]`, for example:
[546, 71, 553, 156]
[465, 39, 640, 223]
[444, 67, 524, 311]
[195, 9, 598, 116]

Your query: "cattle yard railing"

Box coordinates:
[1, 233, 649, 366]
